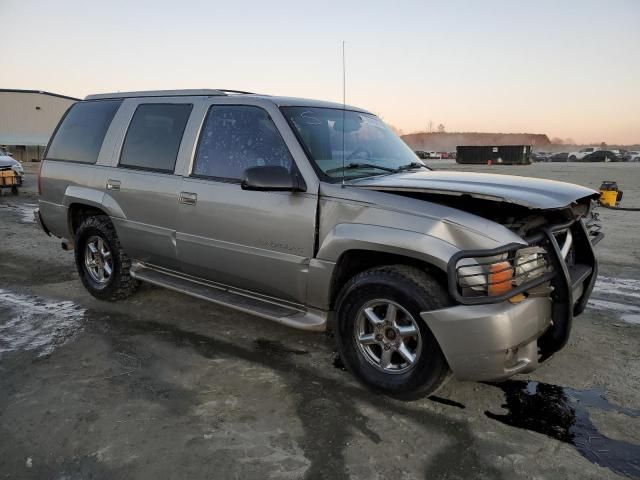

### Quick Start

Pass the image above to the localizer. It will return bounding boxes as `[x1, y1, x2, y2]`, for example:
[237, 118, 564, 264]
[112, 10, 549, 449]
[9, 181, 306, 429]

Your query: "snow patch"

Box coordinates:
[0, 290, 85, 357]
[0, 202, 37, 223]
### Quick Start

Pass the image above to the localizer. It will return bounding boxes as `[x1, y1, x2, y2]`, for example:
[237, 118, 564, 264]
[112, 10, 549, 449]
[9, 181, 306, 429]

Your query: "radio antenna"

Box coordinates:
[341, 40, 346, 187]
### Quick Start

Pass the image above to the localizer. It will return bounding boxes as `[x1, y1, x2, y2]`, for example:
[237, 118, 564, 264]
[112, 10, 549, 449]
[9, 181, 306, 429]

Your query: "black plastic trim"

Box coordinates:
[35, 209, 51, 237]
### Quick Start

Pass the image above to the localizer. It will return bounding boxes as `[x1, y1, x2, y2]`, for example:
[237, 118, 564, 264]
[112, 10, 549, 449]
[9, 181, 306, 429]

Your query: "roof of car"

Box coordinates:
[83, 89, 371, 114]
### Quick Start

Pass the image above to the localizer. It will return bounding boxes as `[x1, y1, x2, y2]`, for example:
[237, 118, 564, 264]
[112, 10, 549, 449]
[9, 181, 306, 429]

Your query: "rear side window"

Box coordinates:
[192, 105, 293, 181]
[119, 103, 192, 172]
[46, 100, 121, 163]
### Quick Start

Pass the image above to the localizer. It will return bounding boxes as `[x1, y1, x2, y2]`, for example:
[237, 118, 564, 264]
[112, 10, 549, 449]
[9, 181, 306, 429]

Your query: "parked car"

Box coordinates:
[624, 151, 640, 162]
[581, 150, 619, 162]
[549, 152, 569, 162]
[36, 89, 603, 396]
[567, 147, 600, 161]
[531, 152, 548, 162]
[0, 148, 23, 194]
[414, 150, 429, 160]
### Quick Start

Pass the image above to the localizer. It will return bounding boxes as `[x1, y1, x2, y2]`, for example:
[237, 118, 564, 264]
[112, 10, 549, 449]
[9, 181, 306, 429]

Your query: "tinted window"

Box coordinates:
[119, 103, 192, 172]
[46, 100, 121, 163]
[193, 105, 293, 180]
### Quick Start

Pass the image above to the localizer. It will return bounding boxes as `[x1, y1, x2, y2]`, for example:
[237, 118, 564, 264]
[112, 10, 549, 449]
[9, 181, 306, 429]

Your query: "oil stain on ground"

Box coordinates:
[487, 380, 640, 479]
[253, 338, 309, 357]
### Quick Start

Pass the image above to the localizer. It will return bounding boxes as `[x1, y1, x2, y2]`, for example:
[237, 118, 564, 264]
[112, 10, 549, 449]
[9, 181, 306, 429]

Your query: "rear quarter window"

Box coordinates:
[46, 100, 122, 164]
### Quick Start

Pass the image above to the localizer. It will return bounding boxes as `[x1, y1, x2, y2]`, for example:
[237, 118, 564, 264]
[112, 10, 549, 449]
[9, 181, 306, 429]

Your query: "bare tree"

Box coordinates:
[437, 124, 446, 133]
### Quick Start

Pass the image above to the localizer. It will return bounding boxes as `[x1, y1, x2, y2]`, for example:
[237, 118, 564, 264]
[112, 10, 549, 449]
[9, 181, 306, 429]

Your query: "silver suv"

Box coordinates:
[36, 89, 602, 396]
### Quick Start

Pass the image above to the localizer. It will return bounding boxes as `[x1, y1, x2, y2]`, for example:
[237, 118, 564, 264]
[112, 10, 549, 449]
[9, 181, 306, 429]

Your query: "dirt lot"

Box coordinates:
[1, 161, 639, 480]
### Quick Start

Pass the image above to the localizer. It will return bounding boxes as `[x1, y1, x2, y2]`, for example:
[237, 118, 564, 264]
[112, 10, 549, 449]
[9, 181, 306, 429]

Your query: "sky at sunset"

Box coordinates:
[2, 0, 639, 144]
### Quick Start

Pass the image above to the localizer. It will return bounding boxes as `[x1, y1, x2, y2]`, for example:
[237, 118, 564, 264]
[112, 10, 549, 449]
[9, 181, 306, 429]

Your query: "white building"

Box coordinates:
[0, 89, 79, 162]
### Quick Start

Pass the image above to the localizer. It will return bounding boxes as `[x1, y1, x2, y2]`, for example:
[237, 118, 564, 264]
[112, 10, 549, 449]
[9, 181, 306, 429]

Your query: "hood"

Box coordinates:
[0, 156, 19, 168]
[348, 170, 599, 210]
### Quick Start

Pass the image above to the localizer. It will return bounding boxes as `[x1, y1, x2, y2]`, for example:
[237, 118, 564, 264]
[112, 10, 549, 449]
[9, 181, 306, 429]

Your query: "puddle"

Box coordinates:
[0, 202, 37, 223]
[0, 289, 86, 357]
[487, 380, 640, 479]
[590, 277, 640, 325]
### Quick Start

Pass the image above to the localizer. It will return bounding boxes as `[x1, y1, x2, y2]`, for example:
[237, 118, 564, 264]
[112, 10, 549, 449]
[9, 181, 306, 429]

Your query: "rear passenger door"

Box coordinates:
[176, 103, 317, 303]
[105, 101, 193, 271]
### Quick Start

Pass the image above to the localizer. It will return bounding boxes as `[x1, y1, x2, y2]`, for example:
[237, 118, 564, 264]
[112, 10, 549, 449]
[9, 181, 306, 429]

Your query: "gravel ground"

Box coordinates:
[1, 161, 639, 480]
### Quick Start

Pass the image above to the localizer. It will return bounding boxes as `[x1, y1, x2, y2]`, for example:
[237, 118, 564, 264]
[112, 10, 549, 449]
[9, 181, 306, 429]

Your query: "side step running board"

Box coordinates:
[131, 264, 327, 331]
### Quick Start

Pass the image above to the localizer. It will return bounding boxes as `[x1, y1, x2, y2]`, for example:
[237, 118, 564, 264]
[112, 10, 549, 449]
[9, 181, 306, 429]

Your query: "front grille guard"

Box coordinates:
[447, 218, 600, 354]
[447, 218, 598, 306]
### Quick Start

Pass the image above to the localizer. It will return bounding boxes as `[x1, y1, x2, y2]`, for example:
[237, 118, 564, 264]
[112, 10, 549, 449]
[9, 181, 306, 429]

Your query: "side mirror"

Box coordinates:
[241, 166, 305, 192]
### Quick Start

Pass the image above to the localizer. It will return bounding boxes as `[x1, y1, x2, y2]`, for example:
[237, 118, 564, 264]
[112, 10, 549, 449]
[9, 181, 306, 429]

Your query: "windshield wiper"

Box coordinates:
[326, 163, 398, 174]
[396, 162, 429, 171]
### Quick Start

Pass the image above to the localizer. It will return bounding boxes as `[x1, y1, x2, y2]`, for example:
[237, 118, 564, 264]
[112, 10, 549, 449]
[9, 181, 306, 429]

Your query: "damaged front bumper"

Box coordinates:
[422, 218, 600, 381]
[421, 297, 550, 381]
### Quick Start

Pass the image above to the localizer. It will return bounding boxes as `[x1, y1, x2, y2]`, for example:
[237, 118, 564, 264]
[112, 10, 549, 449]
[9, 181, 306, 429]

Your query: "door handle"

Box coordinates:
[106, 179, 121, 191]
[179, 192, 197, 205]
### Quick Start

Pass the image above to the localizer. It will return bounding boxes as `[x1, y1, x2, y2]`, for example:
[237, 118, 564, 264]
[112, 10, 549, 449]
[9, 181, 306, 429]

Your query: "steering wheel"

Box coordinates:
[347, 148, 372, 161]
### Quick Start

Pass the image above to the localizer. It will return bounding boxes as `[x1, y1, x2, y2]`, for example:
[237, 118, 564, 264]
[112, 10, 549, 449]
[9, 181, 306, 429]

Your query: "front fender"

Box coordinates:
[317, 223, 458, 270]
[306, 224, 460, 310]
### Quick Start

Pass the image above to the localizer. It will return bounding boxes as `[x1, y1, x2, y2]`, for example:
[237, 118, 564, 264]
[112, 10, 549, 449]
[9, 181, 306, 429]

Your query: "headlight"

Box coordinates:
[457, 247, 549, 297]
[513, 247, 547, 285]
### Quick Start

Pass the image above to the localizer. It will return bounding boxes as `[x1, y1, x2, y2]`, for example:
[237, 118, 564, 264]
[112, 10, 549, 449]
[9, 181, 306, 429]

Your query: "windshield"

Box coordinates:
[281, 107, 424, 181]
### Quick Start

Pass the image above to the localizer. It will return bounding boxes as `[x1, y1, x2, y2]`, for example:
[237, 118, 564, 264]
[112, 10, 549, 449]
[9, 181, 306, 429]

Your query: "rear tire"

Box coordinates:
[335, 265, 451, 398]
[10, 186, 18, 195]
[74, 215, 138, 301]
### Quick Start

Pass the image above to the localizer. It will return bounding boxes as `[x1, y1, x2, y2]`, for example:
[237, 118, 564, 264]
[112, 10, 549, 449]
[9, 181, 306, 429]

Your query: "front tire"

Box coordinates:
[74, 215, 138, 301]
[335, 265, 451, 397]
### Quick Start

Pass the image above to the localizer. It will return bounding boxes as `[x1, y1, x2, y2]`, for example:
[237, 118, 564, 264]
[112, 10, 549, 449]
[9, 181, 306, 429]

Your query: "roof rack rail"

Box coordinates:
[217, 89, 257, 95]
[84, 89, 228, 100]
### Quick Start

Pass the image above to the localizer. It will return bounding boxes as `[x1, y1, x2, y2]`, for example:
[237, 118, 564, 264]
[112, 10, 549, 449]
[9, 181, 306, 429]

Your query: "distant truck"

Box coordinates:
[567, 147, 600, 162]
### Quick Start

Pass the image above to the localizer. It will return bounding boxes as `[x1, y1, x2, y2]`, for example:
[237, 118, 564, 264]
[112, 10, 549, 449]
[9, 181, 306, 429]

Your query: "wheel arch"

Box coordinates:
[63, 186, 125, 238]
[308, 224, 457, 312]
[67, 203, 110, 238]
[328, 249, 449, 312]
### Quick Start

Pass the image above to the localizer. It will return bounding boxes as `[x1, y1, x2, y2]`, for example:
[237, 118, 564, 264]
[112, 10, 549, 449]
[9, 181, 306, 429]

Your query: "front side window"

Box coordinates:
[119, 103, 192, 172]
[46, 100, 121, 163]
[193, 105, 293, 181]
[281, 107, 420, 182]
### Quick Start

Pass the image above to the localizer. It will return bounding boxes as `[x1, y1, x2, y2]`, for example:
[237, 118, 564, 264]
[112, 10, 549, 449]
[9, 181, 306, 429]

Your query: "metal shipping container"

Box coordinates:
[456, 145, 531, 165]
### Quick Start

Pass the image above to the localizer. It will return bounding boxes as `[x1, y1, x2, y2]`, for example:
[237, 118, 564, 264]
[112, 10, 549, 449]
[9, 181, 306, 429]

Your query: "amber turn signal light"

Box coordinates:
[488, 261, 513, 296]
